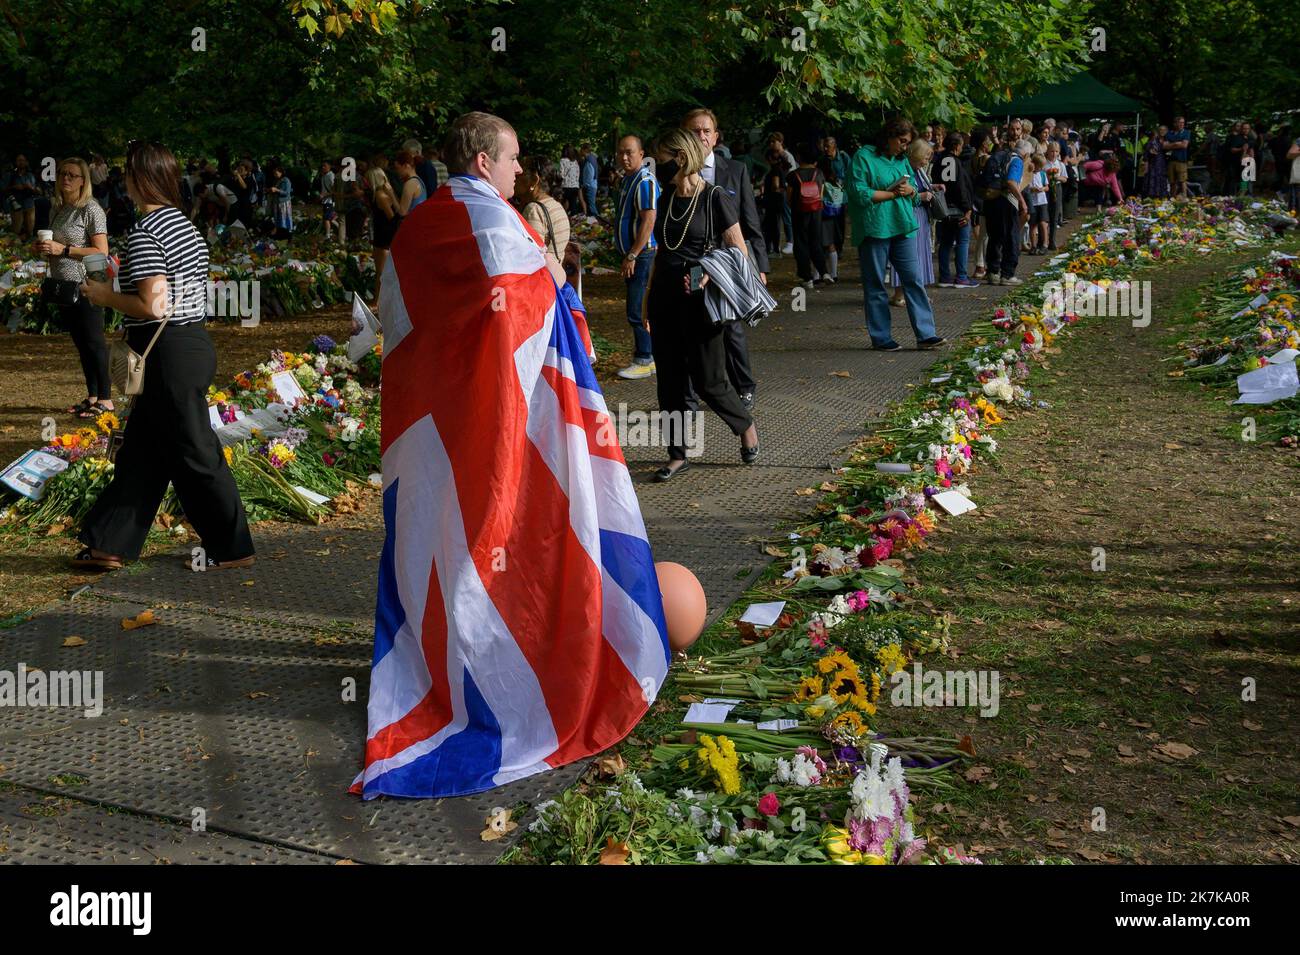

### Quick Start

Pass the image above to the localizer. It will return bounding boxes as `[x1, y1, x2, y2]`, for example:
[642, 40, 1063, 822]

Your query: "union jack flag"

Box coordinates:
[351, 175, 669, 799]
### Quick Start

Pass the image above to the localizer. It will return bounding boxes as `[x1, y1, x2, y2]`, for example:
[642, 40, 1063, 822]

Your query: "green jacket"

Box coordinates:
[847, 144, 917, 241]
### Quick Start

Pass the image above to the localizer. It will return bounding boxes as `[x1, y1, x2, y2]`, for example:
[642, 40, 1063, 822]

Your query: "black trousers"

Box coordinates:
[792, 210, 828, 281]
[649, 266, 753, 462]
[60, 297, 110, 401]
[79, 323, 253, 562]
[983, 197, 1020, 280]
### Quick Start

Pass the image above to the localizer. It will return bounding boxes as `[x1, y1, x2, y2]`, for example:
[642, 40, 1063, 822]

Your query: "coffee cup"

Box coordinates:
[36, 230, 53, 243]
[82, 253, 109, 282]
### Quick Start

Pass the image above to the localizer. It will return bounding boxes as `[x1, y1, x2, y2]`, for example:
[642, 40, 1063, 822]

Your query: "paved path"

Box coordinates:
[0, 248, 1022, 863]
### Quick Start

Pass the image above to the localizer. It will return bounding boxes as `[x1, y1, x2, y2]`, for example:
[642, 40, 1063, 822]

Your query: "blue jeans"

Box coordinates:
[583, 184, 597, 216]
[626, 250, 655, 361]
[859, 234, 937, 346]
[936, 219, 971, 282]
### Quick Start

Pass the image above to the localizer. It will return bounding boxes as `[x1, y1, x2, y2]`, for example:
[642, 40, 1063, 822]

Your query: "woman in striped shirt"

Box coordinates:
[73, 141, 253, 572]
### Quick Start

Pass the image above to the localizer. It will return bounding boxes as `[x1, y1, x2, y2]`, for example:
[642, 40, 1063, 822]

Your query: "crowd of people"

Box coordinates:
[5, 105, 1298, 560]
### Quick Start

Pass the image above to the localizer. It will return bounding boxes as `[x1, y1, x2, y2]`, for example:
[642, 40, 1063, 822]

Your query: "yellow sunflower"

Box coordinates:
[795, 676, 824, 702]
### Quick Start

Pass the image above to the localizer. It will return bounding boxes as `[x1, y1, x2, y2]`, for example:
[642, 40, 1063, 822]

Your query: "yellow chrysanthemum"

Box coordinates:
[696, 734, 741, 795]
[877, 643, 908, 675]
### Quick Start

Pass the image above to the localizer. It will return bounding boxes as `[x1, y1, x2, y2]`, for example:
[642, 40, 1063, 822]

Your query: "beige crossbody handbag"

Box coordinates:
[109, 309, 171, 396]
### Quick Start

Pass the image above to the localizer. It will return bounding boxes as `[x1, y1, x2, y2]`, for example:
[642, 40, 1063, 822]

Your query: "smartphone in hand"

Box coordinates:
[688, 265, 704, 292]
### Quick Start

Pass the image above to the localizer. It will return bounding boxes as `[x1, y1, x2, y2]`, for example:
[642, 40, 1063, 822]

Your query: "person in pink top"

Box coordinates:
[1083, 156, 1124, 207]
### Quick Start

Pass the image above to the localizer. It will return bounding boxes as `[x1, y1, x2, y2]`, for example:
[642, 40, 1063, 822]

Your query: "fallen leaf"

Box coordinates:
[1133, 654, 1152, 664]
[242, 580, 255, 587]
[1186, 715, 1210, 727]
[1077, 847, 1110, 862]
[599, 836, 631, 865]
[61, 635, 87, 648]
[1117, 745, 1137, 758]
[120, 610, 157, 630]
[964, 766, 992, 783]
[334, 859, 360, 865]
[1282, 816, 1300, 828]
[794, 487, 817, 496]
[595, 753, 626, 779]
[480, 807, 518, 842]
[957, 734, 976, 756]
[247, 691, 271, 700]
[830, 371, 851, 378]
[1154, 741, 1198, 760]
[1066, 748, 1092, 759]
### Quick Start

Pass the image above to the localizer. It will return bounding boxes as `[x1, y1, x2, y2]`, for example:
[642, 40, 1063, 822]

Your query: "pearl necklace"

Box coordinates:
[663, 184, 704, 250]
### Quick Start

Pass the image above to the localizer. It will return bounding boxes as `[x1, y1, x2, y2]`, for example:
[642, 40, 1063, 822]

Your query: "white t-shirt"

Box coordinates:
[1030, 170, 1049, 206]
[1045, 159, 1066, 183]
[214, 183, 236, 206]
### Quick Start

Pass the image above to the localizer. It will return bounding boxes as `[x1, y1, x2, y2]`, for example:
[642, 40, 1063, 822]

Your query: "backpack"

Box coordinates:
[822, 181, 845, 216]
[976, 149, 1009, 201]
[796, 169, 822, 212]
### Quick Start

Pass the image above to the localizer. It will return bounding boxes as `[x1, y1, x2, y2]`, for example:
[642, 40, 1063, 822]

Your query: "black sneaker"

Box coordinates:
[917, 336, 947, 350]
[872, 341, 904, 352]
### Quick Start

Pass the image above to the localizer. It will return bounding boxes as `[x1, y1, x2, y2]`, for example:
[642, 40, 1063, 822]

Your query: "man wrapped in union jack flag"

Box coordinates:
[352, 113, 670, 799]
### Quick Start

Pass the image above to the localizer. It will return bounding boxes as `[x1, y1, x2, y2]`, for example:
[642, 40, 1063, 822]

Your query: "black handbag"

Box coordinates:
[41, 277, 81, 306]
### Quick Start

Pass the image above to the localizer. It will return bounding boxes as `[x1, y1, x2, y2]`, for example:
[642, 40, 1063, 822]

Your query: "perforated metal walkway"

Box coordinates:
[0, 253, 1016, 863]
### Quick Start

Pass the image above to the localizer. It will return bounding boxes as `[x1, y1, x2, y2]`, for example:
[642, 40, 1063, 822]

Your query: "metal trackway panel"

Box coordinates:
[91, 525, 383, 633]
[0, 597, 580, 863]
[0, 788, 330, 864]
[0, 251, 1018, 864]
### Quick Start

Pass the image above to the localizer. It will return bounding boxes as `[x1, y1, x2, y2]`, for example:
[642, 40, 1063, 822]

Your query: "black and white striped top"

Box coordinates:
[120, 206, 208, 327]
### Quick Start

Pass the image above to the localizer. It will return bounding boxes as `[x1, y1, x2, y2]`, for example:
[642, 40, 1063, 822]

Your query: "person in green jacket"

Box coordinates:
[846, 117, 944, 352]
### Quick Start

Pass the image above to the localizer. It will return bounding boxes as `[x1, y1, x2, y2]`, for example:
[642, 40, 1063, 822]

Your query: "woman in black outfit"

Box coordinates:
[73, 142, 253, 572]
[34, 157, 112, 418]
[648, 128, 758, 482]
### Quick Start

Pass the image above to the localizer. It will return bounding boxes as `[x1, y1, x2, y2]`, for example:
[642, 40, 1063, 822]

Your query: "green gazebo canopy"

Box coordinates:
[983, 72, 1142, 118]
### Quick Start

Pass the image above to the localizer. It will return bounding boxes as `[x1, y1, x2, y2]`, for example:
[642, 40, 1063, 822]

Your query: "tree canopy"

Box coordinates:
[3, 0, 1103, 162]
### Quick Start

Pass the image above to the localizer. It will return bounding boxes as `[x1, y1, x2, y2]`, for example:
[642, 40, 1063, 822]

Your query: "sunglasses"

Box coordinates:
[125, 139, 165, 161]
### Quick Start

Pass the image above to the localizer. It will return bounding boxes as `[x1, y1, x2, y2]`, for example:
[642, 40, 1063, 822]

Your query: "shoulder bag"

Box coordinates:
[525, 200, 561, 258]
[109, 271, 173, 396]
[41, 206, 87, 305]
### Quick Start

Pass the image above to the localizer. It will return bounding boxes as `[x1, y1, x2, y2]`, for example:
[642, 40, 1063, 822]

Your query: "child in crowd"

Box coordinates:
[1027, 155, 1050, 254]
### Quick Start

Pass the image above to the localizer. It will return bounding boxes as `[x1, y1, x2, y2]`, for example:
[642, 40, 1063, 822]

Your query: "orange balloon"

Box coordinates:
[655, 561, 707, 651]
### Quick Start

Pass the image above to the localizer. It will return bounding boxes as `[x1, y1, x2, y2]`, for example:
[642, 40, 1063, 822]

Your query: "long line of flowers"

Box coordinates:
[0, 230, 375, 334]
[1171, 248, 1300, 445]
[0, 334, 382, 533]
[517, 194, 1290, 866]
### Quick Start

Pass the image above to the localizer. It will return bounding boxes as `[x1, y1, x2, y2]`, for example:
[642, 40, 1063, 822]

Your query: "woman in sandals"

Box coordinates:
[33, 157, 112, 421]
[72, 141, 253, 573]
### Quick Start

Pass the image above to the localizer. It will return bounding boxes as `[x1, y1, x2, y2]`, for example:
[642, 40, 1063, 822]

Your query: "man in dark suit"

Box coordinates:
[662, 108, 767, 411]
